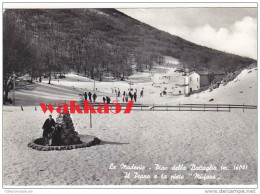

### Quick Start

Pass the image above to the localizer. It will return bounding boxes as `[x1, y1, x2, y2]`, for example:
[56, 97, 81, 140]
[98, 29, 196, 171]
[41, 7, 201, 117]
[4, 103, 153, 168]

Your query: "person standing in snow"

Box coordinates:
[84, 92, 88, 101]
[122, 93, 125, 102]
[106, 96, 111, 104]
[103, 97, 106, 103]
[140, 90, 143, 97]
[88, 92, 92, 102]
[42, 115, 56, 145]
[118, 90, 120, 97]
[129, 91, 133, 101]
[125, 94, 128, 102]
[134, 92, 137, 102]
[93, 93, 97, 102]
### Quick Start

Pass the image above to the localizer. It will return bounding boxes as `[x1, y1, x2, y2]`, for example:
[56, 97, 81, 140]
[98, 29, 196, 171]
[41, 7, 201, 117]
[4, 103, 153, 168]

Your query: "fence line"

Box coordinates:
[18, 102, 257, 113]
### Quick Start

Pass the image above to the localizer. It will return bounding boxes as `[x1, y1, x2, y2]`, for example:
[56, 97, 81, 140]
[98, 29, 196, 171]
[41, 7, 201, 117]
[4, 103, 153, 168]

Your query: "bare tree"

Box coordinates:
[3, 11, 37, 104]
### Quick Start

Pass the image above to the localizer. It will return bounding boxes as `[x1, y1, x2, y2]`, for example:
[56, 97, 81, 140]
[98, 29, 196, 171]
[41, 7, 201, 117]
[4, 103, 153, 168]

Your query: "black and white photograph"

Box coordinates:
[2, 1, 258, 192]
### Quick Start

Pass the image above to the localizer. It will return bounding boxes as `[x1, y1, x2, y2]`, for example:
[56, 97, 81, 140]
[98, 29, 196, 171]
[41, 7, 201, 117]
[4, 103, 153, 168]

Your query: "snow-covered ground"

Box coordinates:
[177, 68, 258, 105]
[3, 57, 257, 186]
[12, 58, 183, 105]
[3, 106, 257, 185]
[12, 57, 256, 106]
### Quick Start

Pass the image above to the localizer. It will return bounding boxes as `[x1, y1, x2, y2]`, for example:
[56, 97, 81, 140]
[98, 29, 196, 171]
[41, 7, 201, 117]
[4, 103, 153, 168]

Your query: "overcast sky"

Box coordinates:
[118, 8, 257, 59]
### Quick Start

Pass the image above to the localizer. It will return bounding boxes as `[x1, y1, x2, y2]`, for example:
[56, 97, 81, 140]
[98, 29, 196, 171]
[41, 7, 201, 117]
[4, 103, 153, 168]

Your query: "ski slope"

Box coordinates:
[10, 58, 257, 106]
[3, 57, 257, 185]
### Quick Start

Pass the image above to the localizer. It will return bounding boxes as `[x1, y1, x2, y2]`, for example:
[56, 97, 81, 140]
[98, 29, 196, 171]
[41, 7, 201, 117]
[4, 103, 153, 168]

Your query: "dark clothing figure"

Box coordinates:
[129, 91, 133, 101]
[123, 91, 126, 96]
[118, 90, 120, 97]
[134, 92, 137, 102]
[103, 97, 106, 103]
[51, 125, 62, 146]
[93, 93, 97, 102]
[88, 92, 92, 102]
[106, 96, 111, 104]
[84, 92, 88, 100]
[140, 90, 143, 97]
[42, 118, 55, 139]
[125, 95, 128, 102]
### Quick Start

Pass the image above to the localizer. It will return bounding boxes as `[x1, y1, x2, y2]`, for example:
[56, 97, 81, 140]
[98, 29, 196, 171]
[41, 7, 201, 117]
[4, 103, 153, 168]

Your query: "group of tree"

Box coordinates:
[3, 8, 255, 104]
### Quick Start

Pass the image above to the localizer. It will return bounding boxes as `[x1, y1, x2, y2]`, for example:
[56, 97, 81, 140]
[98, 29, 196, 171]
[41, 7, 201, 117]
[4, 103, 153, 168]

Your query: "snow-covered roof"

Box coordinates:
[188, 71, 200, 76]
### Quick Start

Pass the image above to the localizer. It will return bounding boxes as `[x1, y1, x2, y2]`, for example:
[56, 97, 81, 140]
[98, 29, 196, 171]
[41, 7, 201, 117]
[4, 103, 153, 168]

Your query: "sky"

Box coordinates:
[118, 8, 257, 59]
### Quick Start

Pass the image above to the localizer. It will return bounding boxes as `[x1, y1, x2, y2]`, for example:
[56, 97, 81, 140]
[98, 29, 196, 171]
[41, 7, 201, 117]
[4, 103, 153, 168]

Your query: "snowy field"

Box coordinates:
[3, 106, 257, 185]
[3, 57, 257, 186]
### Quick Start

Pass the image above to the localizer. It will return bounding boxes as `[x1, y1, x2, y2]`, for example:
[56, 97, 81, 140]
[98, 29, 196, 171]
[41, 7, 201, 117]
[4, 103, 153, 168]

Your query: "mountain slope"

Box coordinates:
[4, 8, 256, 77]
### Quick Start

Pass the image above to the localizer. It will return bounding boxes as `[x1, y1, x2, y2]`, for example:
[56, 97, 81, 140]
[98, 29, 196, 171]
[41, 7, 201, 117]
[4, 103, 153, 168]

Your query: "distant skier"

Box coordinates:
[88, 92, 92, 102]
[93, 93, 97, 102]
[134, 92, 137, 102]
[125, 94, 128, 102]
[103, 97, 106, 103]
[118, 90, 120, 97]
[84, 92, 88, 101]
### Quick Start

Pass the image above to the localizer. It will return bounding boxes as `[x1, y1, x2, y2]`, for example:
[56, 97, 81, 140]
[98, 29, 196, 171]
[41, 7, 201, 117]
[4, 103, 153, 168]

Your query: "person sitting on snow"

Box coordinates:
[42, 115, 55, 145]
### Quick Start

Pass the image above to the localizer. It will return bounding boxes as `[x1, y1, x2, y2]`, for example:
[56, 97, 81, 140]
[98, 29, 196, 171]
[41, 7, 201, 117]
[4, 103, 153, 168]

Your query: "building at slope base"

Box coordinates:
[174, 72, 200, 95]
[173, 71, 225, 95]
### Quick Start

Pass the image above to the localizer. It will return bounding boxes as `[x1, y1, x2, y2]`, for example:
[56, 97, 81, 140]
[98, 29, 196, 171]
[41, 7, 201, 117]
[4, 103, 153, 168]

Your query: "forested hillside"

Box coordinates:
[3, 8, 256, 103]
